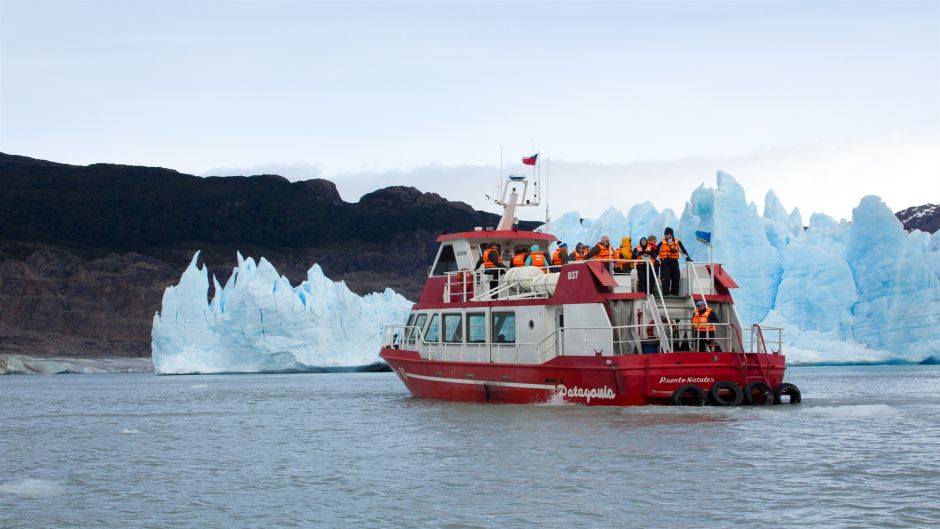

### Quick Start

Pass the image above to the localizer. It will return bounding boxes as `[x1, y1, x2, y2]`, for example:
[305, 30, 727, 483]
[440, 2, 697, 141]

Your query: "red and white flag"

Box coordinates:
[521, 153, 538, 166]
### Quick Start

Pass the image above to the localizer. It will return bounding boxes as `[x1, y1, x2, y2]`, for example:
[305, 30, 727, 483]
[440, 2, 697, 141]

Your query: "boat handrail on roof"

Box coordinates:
[436, 230, 557, 242]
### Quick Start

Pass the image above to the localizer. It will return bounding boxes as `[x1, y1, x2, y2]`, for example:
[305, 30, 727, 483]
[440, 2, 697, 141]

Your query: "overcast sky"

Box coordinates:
[2, 0, 938, 221]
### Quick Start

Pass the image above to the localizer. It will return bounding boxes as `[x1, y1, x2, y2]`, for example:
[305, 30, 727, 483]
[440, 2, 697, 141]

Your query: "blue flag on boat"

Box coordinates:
[695, 231, 711, 245]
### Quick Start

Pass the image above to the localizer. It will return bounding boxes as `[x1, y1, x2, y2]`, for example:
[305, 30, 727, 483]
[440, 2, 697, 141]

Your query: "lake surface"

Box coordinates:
[2, 366, 939, 528]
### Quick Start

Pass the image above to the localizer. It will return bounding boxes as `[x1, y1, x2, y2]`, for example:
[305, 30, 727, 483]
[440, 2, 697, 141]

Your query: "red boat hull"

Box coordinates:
[380, 347, 786, 406]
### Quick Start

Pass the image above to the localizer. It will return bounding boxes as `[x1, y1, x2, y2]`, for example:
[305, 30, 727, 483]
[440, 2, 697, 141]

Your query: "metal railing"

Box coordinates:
[382, 321, 741, 364]
[443, 258, 720, 304]
[443, 268, 554, 302]
[749, 324, 783, 355]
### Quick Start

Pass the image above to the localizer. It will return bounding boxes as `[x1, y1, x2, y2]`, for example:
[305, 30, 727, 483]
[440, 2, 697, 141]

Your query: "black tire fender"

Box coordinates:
[743, 381, 773, 405]
[773, 382, 802, 404]
[671, 384, 707, 406]
[709, 380, 744, 406]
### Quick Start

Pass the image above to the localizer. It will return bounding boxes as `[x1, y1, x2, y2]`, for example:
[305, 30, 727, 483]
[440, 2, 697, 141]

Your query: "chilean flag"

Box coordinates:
[522, 153, 538, 166]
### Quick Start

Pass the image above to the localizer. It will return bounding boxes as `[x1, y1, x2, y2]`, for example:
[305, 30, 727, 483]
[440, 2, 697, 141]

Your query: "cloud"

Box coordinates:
[203, 162, 323, 180]
[201, 133, 938, 223]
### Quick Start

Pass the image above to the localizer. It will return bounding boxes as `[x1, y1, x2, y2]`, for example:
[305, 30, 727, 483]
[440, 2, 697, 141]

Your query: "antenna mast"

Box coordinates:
[545, 156, 550, 223]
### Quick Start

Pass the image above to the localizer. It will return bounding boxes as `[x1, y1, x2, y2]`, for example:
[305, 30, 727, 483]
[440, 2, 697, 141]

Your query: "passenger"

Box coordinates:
[511, 247, 528, 268]
[572, 243, 588, 261]
[646, 235, 661, 294]
[524, 244, 550, 272]
[584, 235, 613, 262]
[474, 242, 505, 292]
[691, 300, 721, 352]
[633, 237, 657, 293]
[657, 227, 691, 296]
[614, 236, 633, 273]
[551, 242, 570, 268]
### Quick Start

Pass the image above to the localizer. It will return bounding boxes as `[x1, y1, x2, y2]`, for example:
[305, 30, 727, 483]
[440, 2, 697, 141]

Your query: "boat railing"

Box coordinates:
[443, 258, 723, 303]
[382, 322, 740, 364]
[443, 268, 552, 303]
[749, 324, 783, 355]
[547, 323, 737, 360]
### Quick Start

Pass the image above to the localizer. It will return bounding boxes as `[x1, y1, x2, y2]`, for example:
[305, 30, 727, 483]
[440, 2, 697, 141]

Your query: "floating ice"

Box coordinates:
[0, 478, 64, 498]
[151, 253, 413, 374]
[540, 171, 940, 364]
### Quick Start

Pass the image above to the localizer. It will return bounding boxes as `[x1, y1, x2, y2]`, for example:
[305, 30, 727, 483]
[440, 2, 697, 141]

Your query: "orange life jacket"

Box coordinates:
[512, 253, 528, 267]
[529, 252, 547, 270]
[551, 248, 566, 266]
[692, 307, 716, 333]
[592, 243, 612, 260]
[634, 244, 655, 262]
[572, 249, 587, 261]
[482, 247, 502, 268]
[615, 246, 633, 270]
[659, 238, 681, 260]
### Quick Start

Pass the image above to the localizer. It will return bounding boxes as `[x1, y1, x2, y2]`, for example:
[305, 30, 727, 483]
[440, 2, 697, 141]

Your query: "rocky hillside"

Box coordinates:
[0, 153, 537, 357]
[895, 203, 940, 234]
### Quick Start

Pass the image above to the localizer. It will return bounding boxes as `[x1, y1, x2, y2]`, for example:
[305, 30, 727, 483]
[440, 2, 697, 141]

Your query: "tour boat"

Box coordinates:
[380, 175, 801, 406]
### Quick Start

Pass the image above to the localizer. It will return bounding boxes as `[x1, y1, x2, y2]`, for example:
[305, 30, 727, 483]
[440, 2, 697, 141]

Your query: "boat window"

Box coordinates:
[443, 313, 462, 343]
[432, 245, 459, 276]
[492, 312, 516, 344]
[405, 312, 418, 343]
[425, 314, 440, 342]
[467, 312, 486, 343]
[411, 313, 428, 343]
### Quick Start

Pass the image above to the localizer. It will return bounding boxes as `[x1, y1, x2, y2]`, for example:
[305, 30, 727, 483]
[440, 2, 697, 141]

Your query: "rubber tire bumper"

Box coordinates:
[743, 382, 773, 405]
[708, 381, 744, 406]
[671, 385, 707, 406]
[773, 382, 802, 404]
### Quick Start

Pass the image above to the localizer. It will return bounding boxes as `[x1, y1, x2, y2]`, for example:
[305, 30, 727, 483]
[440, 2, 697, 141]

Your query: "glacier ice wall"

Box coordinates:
[151, 252, 413, 374]
[540, 172, 940, 364]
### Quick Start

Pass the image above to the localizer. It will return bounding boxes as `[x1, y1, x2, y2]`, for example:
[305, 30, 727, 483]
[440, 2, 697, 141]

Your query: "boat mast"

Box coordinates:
[495, 174, 538, 230]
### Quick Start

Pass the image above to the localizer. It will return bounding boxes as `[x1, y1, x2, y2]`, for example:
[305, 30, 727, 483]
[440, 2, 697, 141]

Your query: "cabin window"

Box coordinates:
[467, 313, 486, 343]
[443, 313, 463, 343]
[492, 312, 516, 344]
[432, 244, 459, 276]
[408, 313, 427, 344]
[425, 314, 440, 342]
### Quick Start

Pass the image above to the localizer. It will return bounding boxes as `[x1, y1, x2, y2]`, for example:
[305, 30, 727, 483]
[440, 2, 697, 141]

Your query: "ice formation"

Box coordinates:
[152, 172, 938, 370]
[540, 172, 940, 364]
[151, 253, 412, 374]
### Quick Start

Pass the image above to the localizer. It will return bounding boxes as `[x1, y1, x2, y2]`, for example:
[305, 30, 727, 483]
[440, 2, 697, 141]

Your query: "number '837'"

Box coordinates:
[567, 270, 579, 281]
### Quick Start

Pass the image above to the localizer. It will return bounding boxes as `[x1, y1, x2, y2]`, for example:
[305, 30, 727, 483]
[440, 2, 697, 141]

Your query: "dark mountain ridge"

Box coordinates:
[0, 153, 537, 357]
[895, 203, 939, 234]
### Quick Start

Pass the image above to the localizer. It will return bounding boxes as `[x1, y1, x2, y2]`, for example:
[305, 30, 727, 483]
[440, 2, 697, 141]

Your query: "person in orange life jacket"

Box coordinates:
[510, 247, 529, 268]
[632, 237, 657, 293]
[474, 242, 505, 292]
[551, 242, 570, 268]
[691, 300, 720, 352]
[614, 236, 633, 272]
[572, 243, 588, 261]
[657, 227, 691, 296]
[645, 235, 661, 294]
[584, 235, 613, 262]
[524, 244, 551, 272]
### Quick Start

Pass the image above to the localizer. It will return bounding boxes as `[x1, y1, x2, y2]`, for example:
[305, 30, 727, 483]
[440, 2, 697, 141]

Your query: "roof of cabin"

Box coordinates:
[436, 230, 557, 242]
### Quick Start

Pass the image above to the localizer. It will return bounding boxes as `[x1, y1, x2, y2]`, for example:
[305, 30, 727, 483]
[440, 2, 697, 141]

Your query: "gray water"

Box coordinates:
[2, 366, 939, 529]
